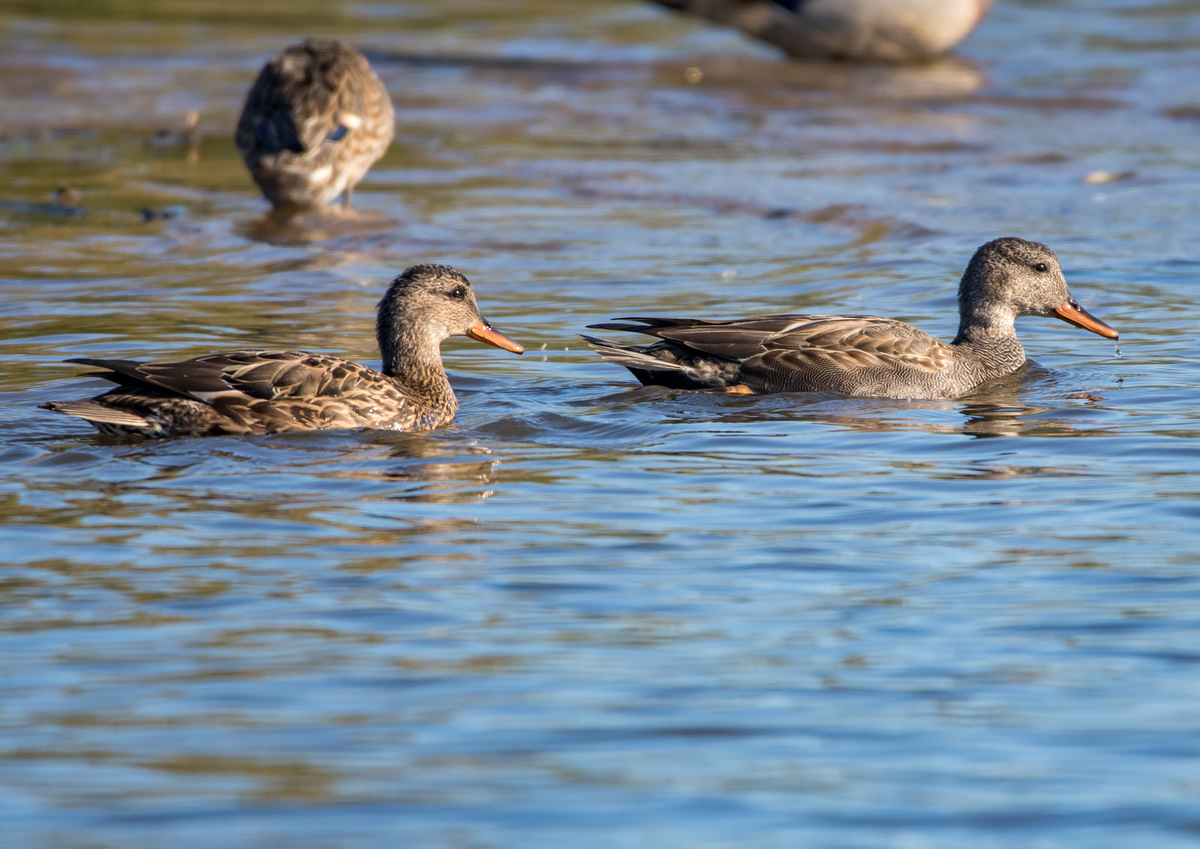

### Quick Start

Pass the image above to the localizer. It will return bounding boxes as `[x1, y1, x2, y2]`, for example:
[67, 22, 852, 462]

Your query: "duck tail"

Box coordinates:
[579, 334, 739, 390]
[40, 400, 155, 435]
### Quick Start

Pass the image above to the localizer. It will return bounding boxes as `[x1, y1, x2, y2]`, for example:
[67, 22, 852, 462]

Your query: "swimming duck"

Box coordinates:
[235, 39, 395, 211]
[650, 0, 992, 62]
[584, 238, 1118, 401]
[42, 265, 523, 438]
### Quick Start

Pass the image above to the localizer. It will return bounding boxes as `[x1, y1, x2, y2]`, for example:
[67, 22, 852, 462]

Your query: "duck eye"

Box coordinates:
[449, 287, 467, 300]
[1033, 262, 1049, 272]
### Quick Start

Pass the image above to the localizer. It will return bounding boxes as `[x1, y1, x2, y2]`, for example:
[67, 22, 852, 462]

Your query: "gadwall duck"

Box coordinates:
[235, 39, 395, 211]
[42, 265, 523, 438]
[651, 0, 992, 62]
[584, 238, 1118, 401]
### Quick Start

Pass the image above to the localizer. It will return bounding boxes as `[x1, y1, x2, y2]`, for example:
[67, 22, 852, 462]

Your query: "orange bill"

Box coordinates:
[467, 319, 524, 354]
[1052, 297, 1119, 340]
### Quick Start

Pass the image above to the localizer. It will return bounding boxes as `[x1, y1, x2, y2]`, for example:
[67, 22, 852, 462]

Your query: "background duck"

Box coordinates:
[584, 238, 1118, 401]
[42, 265, 523, 438]
[235, 38, 395, 211]
[650, 0, 992, 62]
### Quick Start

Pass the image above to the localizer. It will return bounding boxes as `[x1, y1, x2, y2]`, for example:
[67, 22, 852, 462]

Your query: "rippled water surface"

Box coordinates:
[3, 1, 1200, 846]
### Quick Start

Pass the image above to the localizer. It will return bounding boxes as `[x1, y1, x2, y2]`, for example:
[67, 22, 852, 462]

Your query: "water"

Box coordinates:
[3, 1, 1200, 846]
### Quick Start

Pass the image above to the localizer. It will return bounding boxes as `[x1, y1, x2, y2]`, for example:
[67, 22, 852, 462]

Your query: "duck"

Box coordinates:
[649, 0, 992, 62]
[235, 39, 395, 211]
[42, 265, 524, 438]
[583, 238, 1118, 401]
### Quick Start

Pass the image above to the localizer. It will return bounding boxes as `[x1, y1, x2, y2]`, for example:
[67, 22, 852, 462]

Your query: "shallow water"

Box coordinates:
[3, 1, 1200, 846]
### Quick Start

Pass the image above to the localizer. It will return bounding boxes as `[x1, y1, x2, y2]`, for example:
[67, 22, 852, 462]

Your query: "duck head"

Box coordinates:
[958, 237, 1118, 341]
[376, 264, 523, 372]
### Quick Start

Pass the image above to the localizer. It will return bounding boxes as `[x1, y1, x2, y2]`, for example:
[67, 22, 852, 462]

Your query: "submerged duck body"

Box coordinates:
[235, 39, 395, 211]
[585, 238, 1118, 401]
[651, 0, 992, 62]
[43, 265, 523, 438]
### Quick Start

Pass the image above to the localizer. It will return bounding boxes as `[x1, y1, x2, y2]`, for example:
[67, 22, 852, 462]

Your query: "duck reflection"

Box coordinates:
[597, 361, 1115, 439]
[655, 52, 985, 99]
[337, 431, 504, 504]
[65, 429, 506, 537]
[235, 206, 395, 246]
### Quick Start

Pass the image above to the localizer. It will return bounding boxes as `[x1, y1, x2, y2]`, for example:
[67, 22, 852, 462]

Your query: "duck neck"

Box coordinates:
[951, 313, 1026, 376]
[379, 325, 456, 411]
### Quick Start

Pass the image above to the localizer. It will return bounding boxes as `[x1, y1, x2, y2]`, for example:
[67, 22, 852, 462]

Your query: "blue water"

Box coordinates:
[2, 1, 1200, 846]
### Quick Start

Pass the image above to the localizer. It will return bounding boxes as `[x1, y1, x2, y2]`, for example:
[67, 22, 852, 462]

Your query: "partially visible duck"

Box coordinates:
[235, 39, 395, 211]
[650, 0, 992, 62]
[42, 265, 523, 438]
[584, 238, 1118, 401]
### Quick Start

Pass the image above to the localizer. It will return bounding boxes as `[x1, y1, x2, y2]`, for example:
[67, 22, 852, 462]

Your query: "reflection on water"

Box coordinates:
[235, 207, 399, 245]
[579, 362, 1116, 440]
[2, 1, 1200, 848]
[647, 52, 988, 98]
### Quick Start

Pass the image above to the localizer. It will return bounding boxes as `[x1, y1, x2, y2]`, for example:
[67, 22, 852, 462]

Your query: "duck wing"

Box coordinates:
[238, 40, 394, 161]
[590, 315, 811, 361]
[68, 351, 415, 432]
[738, 316, 957, 394]
[236, 58, 308, 158]
[239, 44, 348, 157]
[584, 315, 822, 390]
[69, 351, 376, 401]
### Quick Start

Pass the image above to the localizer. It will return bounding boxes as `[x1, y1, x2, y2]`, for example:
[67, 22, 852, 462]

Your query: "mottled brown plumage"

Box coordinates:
[42, 265, 523, 438]
[584, 238, 1118, 400]
[235, 39, 394, 210]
